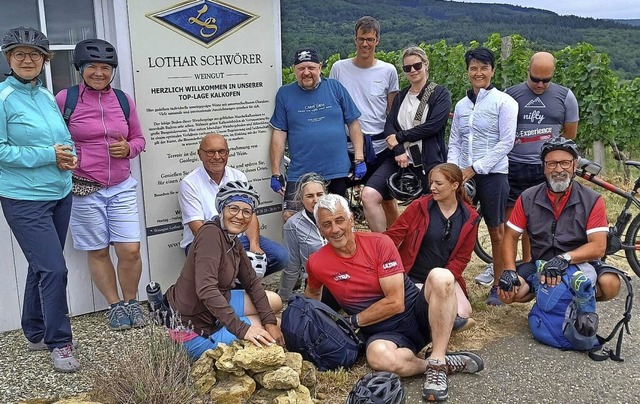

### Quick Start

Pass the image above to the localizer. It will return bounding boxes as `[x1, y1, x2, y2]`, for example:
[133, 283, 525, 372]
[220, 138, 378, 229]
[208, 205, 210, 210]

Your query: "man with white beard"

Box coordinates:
[496, 137, 620, 304]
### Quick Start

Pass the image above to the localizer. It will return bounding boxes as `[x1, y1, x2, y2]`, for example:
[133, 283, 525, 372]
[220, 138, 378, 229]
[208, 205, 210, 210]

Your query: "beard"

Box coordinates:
[548, 173, 572, 193]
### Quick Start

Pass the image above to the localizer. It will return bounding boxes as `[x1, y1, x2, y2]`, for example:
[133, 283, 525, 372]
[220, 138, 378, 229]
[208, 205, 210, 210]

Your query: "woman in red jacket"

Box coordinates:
[385, 163, 479, 331]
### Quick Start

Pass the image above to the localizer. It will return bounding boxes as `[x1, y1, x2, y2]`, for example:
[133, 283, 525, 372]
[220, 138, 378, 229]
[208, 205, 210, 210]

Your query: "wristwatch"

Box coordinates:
[560, 252, 572, 263]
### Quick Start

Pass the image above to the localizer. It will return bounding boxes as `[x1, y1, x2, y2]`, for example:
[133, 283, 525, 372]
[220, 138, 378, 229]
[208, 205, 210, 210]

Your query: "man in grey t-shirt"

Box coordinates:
[475, 51, 579, 286]
[329, 16, 400, 232]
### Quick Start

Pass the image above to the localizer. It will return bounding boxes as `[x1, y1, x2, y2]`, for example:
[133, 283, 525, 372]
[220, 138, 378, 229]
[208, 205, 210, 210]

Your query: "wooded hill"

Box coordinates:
[280, 0, 640, 80]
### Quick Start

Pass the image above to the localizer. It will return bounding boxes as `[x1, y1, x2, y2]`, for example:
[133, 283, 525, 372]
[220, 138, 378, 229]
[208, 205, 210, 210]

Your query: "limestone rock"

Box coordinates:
[300, 360, 317, 397]
[233, 343, 286, 372]
[209, 374, 256, 403]
[248, 388, 286, 403]
[254, 366, 300, 390]
[191, 349, 216, 379]
[194, 372, 217, 396]
[272, 385, 313, 404]
[215, 342, 242, 373]
[284, 352, 303, 374]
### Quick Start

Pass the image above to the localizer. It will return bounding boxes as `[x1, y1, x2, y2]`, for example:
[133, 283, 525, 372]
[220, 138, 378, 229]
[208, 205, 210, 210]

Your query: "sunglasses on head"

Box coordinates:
[402, 62, 423, 73]
[529, 74, 553, 84]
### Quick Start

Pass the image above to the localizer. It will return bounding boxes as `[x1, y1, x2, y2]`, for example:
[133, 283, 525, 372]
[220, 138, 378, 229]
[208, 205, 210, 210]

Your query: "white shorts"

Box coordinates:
[70, 176, 141, 250]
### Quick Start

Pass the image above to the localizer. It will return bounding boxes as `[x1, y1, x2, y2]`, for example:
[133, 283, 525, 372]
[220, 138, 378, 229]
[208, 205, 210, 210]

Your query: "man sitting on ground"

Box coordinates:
[179, 133, 289, 277]
[305, 193, 484, 402]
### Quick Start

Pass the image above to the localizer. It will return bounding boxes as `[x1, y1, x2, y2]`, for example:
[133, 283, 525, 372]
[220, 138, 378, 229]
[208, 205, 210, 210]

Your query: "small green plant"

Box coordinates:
[91, 325, 198, 404]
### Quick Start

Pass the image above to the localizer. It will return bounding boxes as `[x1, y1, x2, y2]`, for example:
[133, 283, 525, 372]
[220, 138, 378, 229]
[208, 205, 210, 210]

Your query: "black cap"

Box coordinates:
[293, 48, 320, 65]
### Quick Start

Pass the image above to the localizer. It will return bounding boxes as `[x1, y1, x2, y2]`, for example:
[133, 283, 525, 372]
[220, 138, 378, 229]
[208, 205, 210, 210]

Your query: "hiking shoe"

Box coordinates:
[444, 351, 484, 374]
[51, 344, 80, 373]
[486, 285, 503, 306]
[423, 358, 448, 401]
[126, 300, 147, 328]
[453, 316, 476, 333]
[108, 301, 132, 330]
[28, 338, 78, 351]
[570, 270, 596, 313]
[475, 263, 494, 286]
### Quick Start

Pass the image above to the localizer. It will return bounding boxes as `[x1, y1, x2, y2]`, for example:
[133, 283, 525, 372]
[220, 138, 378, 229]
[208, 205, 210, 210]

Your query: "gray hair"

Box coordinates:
[313, 193, 351, 222]
[295, 172, 327, 203]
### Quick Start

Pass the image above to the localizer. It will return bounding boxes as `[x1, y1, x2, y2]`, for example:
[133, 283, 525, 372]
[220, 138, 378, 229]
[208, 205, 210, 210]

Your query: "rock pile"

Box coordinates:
[190, 340, 317, 403]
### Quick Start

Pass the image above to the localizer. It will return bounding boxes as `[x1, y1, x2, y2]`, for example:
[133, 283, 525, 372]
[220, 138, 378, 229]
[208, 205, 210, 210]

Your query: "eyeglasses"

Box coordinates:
[355, 37, 377, 44]
[225, 204, 253, 219]
[442, 219, 452, 241]
[529, 74, 553, 84]
[199, 148, 229, 157]
[402, 62, 423, 73]
[12, 51, 43, 61]
[544, 160, 574, 170]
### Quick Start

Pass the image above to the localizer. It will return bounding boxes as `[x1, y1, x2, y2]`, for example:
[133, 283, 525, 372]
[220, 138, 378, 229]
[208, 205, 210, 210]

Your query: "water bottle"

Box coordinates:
[146, 281, 163, 313]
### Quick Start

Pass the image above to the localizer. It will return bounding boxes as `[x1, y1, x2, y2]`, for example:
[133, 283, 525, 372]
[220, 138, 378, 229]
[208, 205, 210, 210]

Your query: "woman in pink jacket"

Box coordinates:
[385, 163, 479, 332]
[55, 39, 146, 331]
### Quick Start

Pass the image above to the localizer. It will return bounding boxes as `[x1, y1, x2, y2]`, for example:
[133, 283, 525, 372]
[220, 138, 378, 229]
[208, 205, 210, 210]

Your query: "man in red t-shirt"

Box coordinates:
[499, 137, 620, 304]
[305, 193, 483, 401]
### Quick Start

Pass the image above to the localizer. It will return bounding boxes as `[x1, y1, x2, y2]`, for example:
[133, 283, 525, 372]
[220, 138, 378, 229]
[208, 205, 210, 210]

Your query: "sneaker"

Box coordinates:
[28, 338, 78, 351]
[108, 301, 132, 330]
[485, 285, 503, 306]
[444, 351, 484, 374]
[475, 263, 494, 286]
[452, 316, 476, 333]
[570, 270, 596, 313]
[51, 344, 80, 373]
[423, 358, 448, 401]
[126, 300, 147, 328]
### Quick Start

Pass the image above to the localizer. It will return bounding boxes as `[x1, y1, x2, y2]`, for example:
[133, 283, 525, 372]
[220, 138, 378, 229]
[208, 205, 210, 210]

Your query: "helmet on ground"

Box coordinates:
[347, 371, 405, 404]
[540, 137, 579, 161]
[215, 180, 260, 214]
[2, 26, 50, 55]
[73, 39, 118, 70]
[387, 169, 423, 202]
[245, 251, 267, 278]
[464, 179, 476, 200]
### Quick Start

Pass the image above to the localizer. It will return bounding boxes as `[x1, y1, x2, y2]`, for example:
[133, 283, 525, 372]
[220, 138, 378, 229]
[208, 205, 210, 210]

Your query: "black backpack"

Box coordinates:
[281, 294, 364, 371]
[62, 84, 130, 124]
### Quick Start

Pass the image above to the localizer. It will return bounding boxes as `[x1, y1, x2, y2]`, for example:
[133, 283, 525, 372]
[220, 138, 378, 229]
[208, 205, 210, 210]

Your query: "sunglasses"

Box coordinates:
[442, 219, 452, 241]
[402, 62, 423, 73]
[529, 74, 553, 84]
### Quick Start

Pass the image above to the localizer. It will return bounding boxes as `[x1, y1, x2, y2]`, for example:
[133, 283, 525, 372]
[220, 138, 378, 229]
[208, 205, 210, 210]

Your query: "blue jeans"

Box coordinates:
[239, 235, 289, 276]
[1, 194, 73, 350]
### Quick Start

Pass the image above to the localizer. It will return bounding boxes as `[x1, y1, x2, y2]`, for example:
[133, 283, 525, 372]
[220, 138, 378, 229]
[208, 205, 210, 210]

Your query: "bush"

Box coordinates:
[91, 326, 198, 404]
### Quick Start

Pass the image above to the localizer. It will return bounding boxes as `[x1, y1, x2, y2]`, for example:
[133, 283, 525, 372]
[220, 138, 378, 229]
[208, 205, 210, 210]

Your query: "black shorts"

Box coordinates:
[508, 161, 545, 206]
[365, 157, 429, 201]
[283, 177, 348, 213]
[474, 173, 509, 228]
[365, 285, 431, 354]
[347, 148, 393, 188]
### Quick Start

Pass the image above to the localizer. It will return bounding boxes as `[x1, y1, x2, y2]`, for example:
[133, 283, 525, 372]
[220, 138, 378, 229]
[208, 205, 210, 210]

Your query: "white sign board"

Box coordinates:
[127, 0, 282, 288]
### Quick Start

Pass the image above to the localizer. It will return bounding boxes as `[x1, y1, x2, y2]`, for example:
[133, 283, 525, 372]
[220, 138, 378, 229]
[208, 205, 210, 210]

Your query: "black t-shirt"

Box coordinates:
[408, 202, 464, 283]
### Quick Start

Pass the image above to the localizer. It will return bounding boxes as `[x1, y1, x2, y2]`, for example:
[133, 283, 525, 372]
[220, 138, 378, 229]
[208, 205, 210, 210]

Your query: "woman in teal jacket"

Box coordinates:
[0, 27, 79, 373]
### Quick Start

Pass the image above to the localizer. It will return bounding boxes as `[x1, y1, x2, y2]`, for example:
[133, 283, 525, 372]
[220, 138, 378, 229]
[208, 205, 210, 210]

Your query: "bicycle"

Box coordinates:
[473, 157, 640, 278]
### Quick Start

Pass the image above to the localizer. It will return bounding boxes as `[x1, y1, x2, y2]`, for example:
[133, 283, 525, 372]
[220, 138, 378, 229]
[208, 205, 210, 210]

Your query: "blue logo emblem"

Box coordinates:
[147, 0, 258, 48]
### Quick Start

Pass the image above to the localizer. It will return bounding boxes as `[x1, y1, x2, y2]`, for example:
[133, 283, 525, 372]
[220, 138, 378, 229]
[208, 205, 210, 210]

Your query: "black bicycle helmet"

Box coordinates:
[540, 136, 580, 161]
[387, 169, 423, 202]
[2, 26, 50, 55]
[215, 180, 260, 213]
[73, 39, 118, 70]
[346, 371, 405, 404]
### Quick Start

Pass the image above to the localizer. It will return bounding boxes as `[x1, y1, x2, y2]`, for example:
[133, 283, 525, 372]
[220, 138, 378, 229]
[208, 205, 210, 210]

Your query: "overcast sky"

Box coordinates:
[453, 0, 640, 20]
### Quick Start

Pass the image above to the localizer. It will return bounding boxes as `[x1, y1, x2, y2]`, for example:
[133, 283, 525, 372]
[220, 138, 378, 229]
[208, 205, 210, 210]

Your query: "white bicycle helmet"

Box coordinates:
[245, 251, 267, 278]
[215, 180, 260, 213]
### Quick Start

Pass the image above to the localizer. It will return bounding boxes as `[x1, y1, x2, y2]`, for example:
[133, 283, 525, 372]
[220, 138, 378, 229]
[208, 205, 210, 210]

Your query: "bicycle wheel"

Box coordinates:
[473, 204, 523, 264]
[474, 206, 493, 264]
[624, 214, 640, 278]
